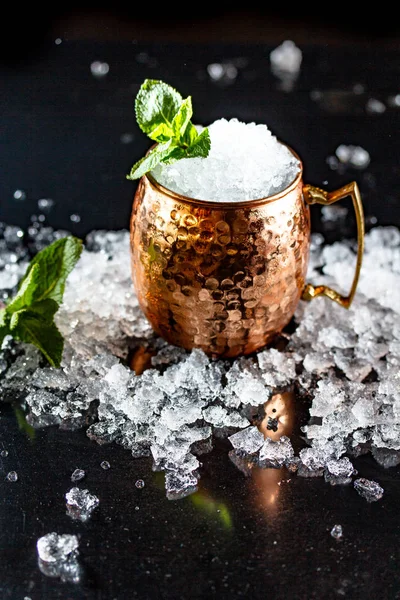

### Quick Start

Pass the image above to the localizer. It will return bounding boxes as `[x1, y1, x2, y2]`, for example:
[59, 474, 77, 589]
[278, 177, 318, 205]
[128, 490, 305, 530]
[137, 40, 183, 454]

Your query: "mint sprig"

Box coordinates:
[126, 79, 211, 180]
[0, 236, 83, 367]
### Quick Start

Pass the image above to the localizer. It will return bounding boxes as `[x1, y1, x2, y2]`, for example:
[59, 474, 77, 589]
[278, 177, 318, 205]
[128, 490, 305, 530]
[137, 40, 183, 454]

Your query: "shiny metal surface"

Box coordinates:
[130, 152, 310, 358]
[130, 148, 364, 358]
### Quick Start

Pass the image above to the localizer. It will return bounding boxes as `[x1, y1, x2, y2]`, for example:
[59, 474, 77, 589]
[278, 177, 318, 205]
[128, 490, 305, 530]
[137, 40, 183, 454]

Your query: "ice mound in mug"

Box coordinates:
[151, 118, 301, 202]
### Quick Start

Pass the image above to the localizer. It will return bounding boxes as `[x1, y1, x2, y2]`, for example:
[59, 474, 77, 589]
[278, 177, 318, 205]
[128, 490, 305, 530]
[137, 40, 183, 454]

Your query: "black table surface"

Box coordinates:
[1, 40, 400, 600]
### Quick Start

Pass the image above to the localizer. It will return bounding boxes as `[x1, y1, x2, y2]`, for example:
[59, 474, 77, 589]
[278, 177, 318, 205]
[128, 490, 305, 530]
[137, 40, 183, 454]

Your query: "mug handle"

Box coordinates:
[301, 181, 365, 309]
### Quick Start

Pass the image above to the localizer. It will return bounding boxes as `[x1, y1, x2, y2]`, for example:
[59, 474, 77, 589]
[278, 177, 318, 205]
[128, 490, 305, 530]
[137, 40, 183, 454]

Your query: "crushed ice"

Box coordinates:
[1, 220, 399, 501]
[36, 532, 82, 583]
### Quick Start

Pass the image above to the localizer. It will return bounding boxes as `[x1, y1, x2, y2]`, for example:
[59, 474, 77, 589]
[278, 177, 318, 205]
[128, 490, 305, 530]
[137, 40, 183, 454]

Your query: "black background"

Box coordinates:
[1, 34, 400, 600]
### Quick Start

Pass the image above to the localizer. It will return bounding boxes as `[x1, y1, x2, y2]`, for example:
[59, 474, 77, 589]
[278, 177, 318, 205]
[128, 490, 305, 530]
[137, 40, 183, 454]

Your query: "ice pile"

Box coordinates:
[1, 221, 399, 501]
[151, 118, 301, 202]
[36, 532, 81, 583]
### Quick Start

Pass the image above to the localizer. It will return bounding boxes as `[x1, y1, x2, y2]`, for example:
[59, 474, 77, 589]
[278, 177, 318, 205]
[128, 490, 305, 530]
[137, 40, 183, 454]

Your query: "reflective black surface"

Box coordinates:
[1, 41, 400, 600]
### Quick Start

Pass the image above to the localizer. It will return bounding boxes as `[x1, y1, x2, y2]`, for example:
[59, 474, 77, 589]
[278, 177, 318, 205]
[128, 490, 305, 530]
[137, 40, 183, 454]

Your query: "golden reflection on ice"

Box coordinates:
[258, 389, 295, 441]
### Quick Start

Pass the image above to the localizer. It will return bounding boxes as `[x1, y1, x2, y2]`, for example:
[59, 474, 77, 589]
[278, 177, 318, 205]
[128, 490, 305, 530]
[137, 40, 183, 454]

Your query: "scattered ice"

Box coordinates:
[65, 487, 99, 521]
[270, 40, 302, 91]
[330, 524, 343, 539]
[6, 470, 18, 482]
[1, 219, 400, 499]
[354, 478, 384, 502]
[70, 214, 81, 223]
[120, 132, 135, 144]
[270, 40, 302, 75]
[207, 62, 238, 84]
[90, 61, 109, 78]
[151, 118, 301, 201]
[13, 189, 26, 201]
[36, 532, 81, 583]
[228, 426, 264, 455]
[100, 461, 110, 470]
[165, 470, 199, 500]
[366, 98, 386, 114]
[258, 436, 295, 468]
[71, 468, 86, 482]
[335, 144, 371, 168]
[37, 198, 55, 212]
[37, 532, 79, 563]
[324, 457, 357, 485]
[321, 205, 348, 223]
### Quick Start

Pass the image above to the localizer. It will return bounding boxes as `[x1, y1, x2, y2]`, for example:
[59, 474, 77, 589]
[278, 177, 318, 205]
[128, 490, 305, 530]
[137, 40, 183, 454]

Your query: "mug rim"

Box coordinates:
[145, 142, 304, 209]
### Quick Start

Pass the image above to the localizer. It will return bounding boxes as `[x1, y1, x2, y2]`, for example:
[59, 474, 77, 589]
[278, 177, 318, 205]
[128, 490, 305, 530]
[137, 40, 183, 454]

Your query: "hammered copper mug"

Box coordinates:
[129, 145, 364, 358]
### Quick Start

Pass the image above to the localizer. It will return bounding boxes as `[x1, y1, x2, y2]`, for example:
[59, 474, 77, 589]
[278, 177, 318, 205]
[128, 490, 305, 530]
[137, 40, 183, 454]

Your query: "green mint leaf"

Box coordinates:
[185, 128, 211, 158]
[171, 96, 193, 139]
[2, 236, 82, 367]
[25, 298, 60, 321]
[5, 263, 41, 314]
[129, 79, 211, 179]
[10, 309, 64, 368]
[147, 122, 175, 143]
[17, 236, 83, 305]
[135, 79, 182, 137]
[0, 308, 8, 347]
[182, 122, 200, 147]
[127, 141, 182, 180]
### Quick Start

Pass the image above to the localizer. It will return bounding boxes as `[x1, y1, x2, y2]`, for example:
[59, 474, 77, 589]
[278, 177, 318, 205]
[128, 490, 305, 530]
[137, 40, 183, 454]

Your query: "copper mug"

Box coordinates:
[129, 144, 364, 358]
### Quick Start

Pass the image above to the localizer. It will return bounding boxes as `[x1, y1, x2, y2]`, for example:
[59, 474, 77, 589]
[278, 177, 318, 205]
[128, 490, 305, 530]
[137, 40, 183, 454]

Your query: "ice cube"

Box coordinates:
[37, 532, 79, 563]
[228, 426, 264, 455]
[353, 478, 384, 502]
[330, 524, 343, 540]
[65, 487, 99, 522]
[258, 436, 295, 468]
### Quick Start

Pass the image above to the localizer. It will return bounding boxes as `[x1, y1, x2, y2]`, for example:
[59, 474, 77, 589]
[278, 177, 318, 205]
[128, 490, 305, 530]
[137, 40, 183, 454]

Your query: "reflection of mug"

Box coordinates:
[130, 145, 364, 358]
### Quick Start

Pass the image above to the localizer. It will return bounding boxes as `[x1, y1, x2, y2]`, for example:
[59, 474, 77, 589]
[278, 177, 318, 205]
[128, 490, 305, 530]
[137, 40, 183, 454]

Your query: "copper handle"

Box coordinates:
[301, 182, 365, 308]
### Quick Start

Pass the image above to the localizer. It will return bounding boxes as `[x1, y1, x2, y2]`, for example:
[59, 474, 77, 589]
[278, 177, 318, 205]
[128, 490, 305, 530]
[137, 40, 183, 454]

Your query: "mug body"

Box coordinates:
[130, 166, 310, 358]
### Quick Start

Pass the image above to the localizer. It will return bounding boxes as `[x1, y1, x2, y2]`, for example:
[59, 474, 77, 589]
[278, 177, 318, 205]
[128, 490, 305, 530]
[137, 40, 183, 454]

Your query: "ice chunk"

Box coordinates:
[202, 405, 249, 429]
[257, 348, 297, 388]
[371, 447, 400, 468]
[165, 470, 199, 500]
[258, 436, 295, 468]
[37, 532, 81, 583]
[6, 471, 18, 482]
[65, 487, 99, 522]
[354, 478, 384, 502]
[37, 532, 79, 563]
[228, 426, 264, 455]
[270, 40, 302, 75]
[324, 457, 356, 485]
[71, 468, 86, 482]
[330, 524, 343, 540]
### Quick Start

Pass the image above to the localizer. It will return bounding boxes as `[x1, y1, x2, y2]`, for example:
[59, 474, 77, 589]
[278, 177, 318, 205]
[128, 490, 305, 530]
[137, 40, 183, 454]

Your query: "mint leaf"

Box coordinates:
[128, 79, 211, 180]
[5, 263, 41, 314]
[127, 141, 185, 180]
[172, 96, 193, 138]
[10, 309, 64, 368]
[186, 128, 211, 158]
[0, 308, 8, 347]
[135, 79, 182, 136]
[17, 236, 83, 305]
[2, 235, 83, 367]
[182, 122, 200, 147]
